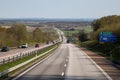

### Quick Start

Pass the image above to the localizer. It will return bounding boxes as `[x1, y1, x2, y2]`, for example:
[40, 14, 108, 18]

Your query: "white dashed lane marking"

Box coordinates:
[61, 72, 64, 76]
[64, 64, 67, 67]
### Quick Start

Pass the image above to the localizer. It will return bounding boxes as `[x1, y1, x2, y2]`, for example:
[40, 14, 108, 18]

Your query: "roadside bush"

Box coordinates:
[82, 15, 120, 62]
[80, 40, 98, 47]
[78, 30, 88, 42]
[111, 46, 120, 64]
[92, 23, 120, 43]
[80, 41, 117, 56]
[92, 15, 120, 31]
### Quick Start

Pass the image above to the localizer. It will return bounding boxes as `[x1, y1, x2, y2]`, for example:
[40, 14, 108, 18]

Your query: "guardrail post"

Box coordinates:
[20, 53, 22, 59]
[16, 56, 18, 60]
[0, 60, 2, 64]
[22, 53, 24, 57]
[13, 56, 14, 61]
[32, 51, 34, 54]
[8, 57, 10, 63]
[3, 59, 5, 64]
[30, 52, 31, 55]
[28, 52, 29, 55]
[27, 52, 29, 56]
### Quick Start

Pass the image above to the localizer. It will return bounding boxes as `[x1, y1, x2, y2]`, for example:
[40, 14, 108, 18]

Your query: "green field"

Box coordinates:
[63, 26, 93, 36]
[77, 26, 93, 33]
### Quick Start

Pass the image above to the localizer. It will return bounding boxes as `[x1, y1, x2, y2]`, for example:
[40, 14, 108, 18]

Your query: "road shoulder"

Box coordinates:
[79, 46, 120, 80]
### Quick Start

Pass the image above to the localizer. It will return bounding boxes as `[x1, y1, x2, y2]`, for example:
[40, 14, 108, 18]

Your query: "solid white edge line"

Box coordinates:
[12, 46, 60, 80]
[80, 50, 112, 80]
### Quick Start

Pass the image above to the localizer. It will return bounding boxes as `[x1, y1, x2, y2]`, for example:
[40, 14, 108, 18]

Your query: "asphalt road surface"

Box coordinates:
[0, 44, 52, 60]
[13, 43, 109, 80]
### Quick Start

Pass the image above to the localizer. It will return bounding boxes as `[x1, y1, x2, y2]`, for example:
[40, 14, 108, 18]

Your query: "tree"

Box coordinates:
[33, 28, 43, 42]
[0, 27, 7, 47]
[91, 15, 120, 43]
[78, 30, 88, 42]
[6, 24, 28, 45]
[91, 15, 120, 31]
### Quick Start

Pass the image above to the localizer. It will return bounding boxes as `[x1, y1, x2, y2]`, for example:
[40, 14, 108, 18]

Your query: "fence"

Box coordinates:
[0, 44, 58, 78]
[0, 50, 37, 65]
[0, 44, 52, 65]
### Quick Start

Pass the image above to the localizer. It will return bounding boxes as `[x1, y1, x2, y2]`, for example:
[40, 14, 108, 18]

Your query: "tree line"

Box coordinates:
[0, 24, 57, 48]
[78, 15, 120, 43]
[91, 15, 120, 43]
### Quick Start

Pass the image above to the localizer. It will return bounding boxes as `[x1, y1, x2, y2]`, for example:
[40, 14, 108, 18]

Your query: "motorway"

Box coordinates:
[0, 44, 52, 60]
[13, 41, 110, 80]
[0, 28, 110, 80]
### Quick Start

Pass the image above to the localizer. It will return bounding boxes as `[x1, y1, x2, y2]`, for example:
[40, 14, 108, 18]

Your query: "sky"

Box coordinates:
[0, 0, 120, 19]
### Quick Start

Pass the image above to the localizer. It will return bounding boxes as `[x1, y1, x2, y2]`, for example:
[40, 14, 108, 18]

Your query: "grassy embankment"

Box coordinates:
[79, 41, 118, 57]
[80, 16, 120, 62]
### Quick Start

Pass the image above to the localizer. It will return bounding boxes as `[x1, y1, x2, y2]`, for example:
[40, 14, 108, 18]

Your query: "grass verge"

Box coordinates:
[79, 40, 118, 59]
[0, 43, 59, 79]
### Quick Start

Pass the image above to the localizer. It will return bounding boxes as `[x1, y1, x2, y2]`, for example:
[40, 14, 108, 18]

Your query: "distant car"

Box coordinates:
[21, 43, 28, 48]
[67, 39, 70, 43]
[51, 41, 55, 44]
[35, 44, 40, 48]
[1, 46, 9, 52]
[46, 41, 49, 44]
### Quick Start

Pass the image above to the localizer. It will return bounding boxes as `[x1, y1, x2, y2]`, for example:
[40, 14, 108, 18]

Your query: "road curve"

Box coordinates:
[12, 43, 110, 80]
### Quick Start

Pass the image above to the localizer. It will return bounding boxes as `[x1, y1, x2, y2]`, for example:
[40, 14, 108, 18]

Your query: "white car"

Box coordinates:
[21, 43, 28, 48]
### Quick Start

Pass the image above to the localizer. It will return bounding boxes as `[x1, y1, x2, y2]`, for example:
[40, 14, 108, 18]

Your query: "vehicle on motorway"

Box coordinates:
[35, 43, 40, 48]
[66, 37, 73, 43]
[21, 43, 28, 48]
[1, 46, 9, 52]
[51, 40, 55, 44]
[46, 41, 49, 44]
[66, 39, 70, 43]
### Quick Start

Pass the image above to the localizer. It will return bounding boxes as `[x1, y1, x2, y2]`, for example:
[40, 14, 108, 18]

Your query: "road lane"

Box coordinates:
[0, 44, 52, 60]
[65, 44, 109, 80]
[15, 44, 69, 80]
[12, 43, 112, 80]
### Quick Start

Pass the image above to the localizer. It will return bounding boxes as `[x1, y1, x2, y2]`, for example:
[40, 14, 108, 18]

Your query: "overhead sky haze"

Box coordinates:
[0, 0, 120, 19]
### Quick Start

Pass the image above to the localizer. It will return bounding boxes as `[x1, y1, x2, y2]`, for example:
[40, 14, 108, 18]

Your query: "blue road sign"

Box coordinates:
[99, 32, 117, 43]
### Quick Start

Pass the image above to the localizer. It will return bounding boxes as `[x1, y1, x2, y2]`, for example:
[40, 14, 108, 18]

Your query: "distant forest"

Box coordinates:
[0, 18, 93, 27]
